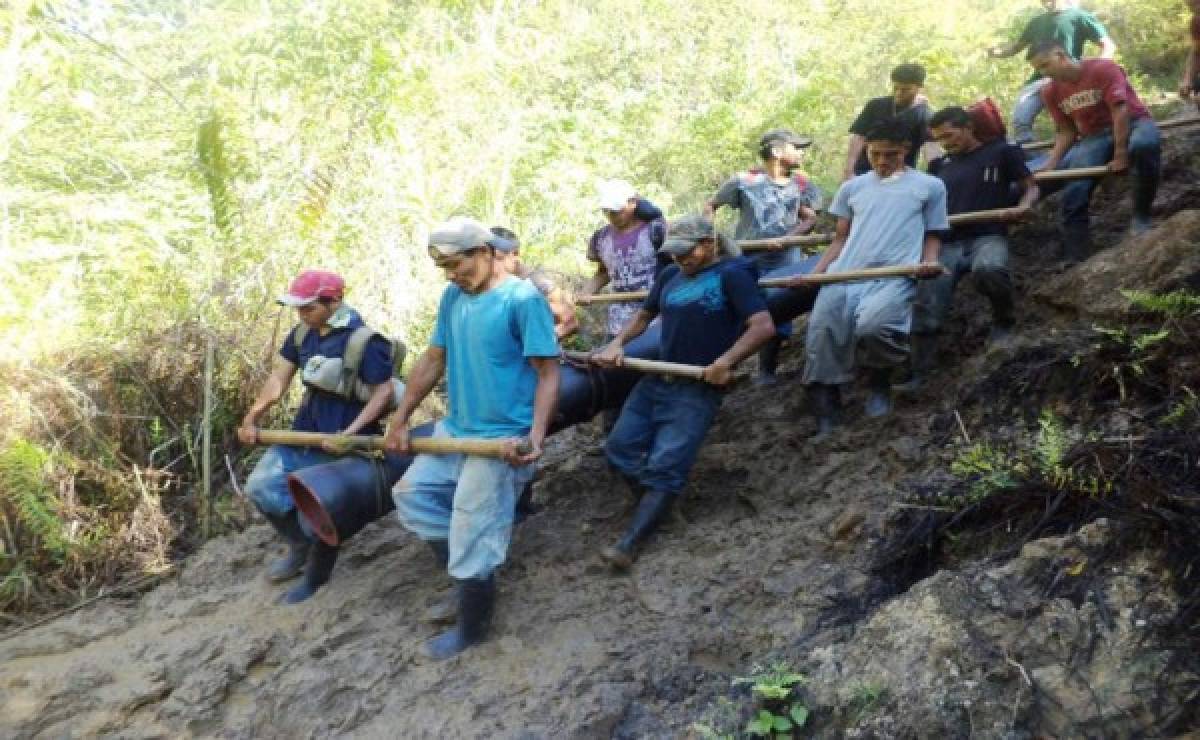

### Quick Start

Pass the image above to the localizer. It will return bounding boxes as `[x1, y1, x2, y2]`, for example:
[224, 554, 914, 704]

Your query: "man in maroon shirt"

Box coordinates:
[1029, 40, 1161, 259]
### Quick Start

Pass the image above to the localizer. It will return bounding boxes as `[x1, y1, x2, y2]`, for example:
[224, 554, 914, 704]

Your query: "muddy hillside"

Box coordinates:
[4, 131, 1200, 739]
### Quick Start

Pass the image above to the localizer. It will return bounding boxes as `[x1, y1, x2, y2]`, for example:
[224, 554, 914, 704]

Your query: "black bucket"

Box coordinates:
[288, 422, 435, 546]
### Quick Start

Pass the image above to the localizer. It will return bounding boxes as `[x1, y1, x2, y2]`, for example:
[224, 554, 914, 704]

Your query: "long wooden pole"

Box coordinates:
[739, 233, 833, 252]
[255, 429, 518, 457]
[561, 350, 706, 379]
[577, 264, 945, 304]
[1023, 115, 1200, 152]
[1032, 165, 1109, 182]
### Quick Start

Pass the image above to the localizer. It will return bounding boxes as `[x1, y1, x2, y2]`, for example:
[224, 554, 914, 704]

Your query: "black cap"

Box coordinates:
[759, 128, 813, 151]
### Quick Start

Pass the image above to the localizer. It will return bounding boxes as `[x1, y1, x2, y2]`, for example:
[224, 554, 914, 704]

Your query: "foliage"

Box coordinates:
[735, 663, 809, 738]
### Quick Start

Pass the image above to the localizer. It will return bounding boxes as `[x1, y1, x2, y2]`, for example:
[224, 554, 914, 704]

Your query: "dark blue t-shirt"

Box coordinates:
[643, 258, 768, 367]
[928, 139, 1030, 242]
[279, 306, 394, 435]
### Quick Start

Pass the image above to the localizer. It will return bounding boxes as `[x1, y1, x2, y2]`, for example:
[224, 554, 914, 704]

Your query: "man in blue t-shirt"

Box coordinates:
[385, 217, 559, 661]
[591, 215, 774, 570]
[900, 106, 1040, 390]
[237, 269, 397, 601]
[780, 119, 947, 439]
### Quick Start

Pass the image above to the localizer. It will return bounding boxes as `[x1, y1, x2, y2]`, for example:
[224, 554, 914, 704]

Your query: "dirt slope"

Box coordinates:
[2, 130, 1199, 739]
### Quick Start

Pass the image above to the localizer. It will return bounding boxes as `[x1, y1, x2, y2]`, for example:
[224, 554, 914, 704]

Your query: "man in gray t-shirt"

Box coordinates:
[779, 120, 947, 439]
[706, 128, 821, 384]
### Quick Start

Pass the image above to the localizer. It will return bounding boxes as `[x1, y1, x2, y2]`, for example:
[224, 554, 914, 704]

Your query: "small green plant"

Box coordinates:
[1163, 387, 1199, 427]
[1120, 288, 1200, 319]
[735, 663, 809, 738]
[947, 442, 1023, 507]
[848, 681, 889, 722]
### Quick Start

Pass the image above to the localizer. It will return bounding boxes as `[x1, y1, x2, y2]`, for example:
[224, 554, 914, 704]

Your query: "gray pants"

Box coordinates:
[912, 235, 1013, 335]
[802, 278, 914, 386]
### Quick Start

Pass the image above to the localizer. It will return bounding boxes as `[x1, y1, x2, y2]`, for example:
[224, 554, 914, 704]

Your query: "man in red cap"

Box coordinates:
[236, 269, 399, 603]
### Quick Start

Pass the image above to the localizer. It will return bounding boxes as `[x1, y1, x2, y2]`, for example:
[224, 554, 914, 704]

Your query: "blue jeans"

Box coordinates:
[245, 445, 338, 517]
[1056, 117, 1161, 228]
[754, 247, 805, 338]
[393, 422, 535, 580]
[605, 377, 722, 496]
[1012, 78, 1050, 145]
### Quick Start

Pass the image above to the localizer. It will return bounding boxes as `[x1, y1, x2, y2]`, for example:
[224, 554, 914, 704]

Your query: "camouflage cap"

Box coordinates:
[660, 214, 718, 256]
[759, 128, 812, 150]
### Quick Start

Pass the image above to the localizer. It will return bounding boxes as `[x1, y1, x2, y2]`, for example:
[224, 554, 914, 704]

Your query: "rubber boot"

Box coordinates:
[1061, 223, 1091, 264]
[894, 334, 937, 394]
[514, 480, 537, 525]
[809, 383, 841, 441]
[863, 368, 893, 418]
[263, 511, 311, 582]
[425, 540, 457, 625]
[1130, 169, 1158, 235]
[423, 575, 496, 661]
[280, 541, 338, 604]
[755, 336, 783, 386]
[600, 489, 674, 571]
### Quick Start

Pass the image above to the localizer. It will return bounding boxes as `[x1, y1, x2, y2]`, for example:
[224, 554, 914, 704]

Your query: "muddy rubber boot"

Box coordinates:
[755, 336, 783, 386]
[514, 480, 537, 525]
[894, 334, 937, 394]
[600, 488, 674, 571]
[281, 541, 338, 604]
[1061, 223, 1091, 264]
[263, 511, 311, 582]
[425, 540, 457, 625]
[863, 368, 893, 419]
[809, 384, 842, 441]
[423, 575, 495, 661]
[988, 296, 1016, 347]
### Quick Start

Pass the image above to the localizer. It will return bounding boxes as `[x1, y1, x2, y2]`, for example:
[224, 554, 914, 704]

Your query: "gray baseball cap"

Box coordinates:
[428, 217, 504, 255]
[660, 214, 718, 256]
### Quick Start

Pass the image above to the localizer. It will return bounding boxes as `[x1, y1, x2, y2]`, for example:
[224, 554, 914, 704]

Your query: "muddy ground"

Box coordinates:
[2, 130, 1199, 739]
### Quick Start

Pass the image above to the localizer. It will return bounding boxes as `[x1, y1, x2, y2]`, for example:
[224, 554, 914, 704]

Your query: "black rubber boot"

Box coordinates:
[600, 489, 674, 571]
[514, 480, 537, 524]
[808, 383, 842, 441]
[423, 575, 496, 661]
[755, 336, 783, 386]
[863, 368, 893, 419]
[263, 511, 311, 582]
[281, 541, 338, 604]
[894, 334, 937, 393]
[425, 540, 457, 625]
[1061, 223, 1092, 264]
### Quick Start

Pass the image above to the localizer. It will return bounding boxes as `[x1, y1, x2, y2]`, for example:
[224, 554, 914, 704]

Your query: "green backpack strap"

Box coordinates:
[292, 323, 309, 355]
[340, 326, 377, 395]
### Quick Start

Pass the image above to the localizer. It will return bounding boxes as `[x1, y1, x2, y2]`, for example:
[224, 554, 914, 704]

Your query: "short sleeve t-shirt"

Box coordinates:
[643, 258, 767, 367]
[828, 168, 949, 270]
[928, 139, 1031, 241]
[711, 171, 823, 241]
[432, 277, 559, 438]
[849, 97, 932, 174]
[279, 306, 394, 435]
[1018, 9, 1108, 83]
[1041, 59, 1151, 137]
[587, 219, 667, 336]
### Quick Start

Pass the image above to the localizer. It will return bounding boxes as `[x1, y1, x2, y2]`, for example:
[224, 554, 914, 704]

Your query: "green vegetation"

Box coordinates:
[0, 0, 1190, 613]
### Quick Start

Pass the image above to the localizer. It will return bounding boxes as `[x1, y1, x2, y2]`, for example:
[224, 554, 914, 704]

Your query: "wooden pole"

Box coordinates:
[577, 264, 944, 304]
[561, 350, 707, 379]
[948, 208, 1014, 226]
[200, 336, 215, 539]
[255, 429, 520, 457]
[738, 233, 833, 252]
[1023, 116, 1200, 152]
[1032, 165, 1109, 182]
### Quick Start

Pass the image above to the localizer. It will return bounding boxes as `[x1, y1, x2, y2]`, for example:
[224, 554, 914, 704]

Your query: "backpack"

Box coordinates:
[967, 98, 1007, 143]
[294, 324, 408, 410]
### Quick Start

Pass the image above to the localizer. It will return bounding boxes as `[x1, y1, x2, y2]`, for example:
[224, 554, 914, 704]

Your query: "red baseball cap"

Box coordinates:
[276, 270, 345, 307]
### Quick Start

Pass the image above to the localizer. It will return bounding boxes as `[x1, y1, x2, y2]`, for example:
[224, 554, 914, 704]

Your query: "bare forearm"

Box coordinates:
[844, 135, 865, 176]
[1098, 37, 1116, 60]
[1111, 106, 1131, 154]
[611, 311, 653, 347]
[583, 268, 609, 295]
[344, 382, 393, 435]
[394, 349, 444, 424]
[1045, 129, 1076, 168]
[1017, 179, 1040, 209]
[718, 314, 775, 368]
[920, 234, 941, 264]
[528, 360, 559, 448]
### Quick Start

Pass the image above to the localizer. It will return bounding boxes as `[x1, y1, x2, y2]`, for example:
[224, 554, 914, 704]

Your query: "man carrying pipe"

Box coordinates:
[235, 270, 399, 603]
[898, 106, 1040, 391]
[706, 129, 821, 384]
[779, 118, 948, 438]
[385, 217, 559, 661]
[1028, 39, 1162, 252]
[590, 215, 775, 570]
